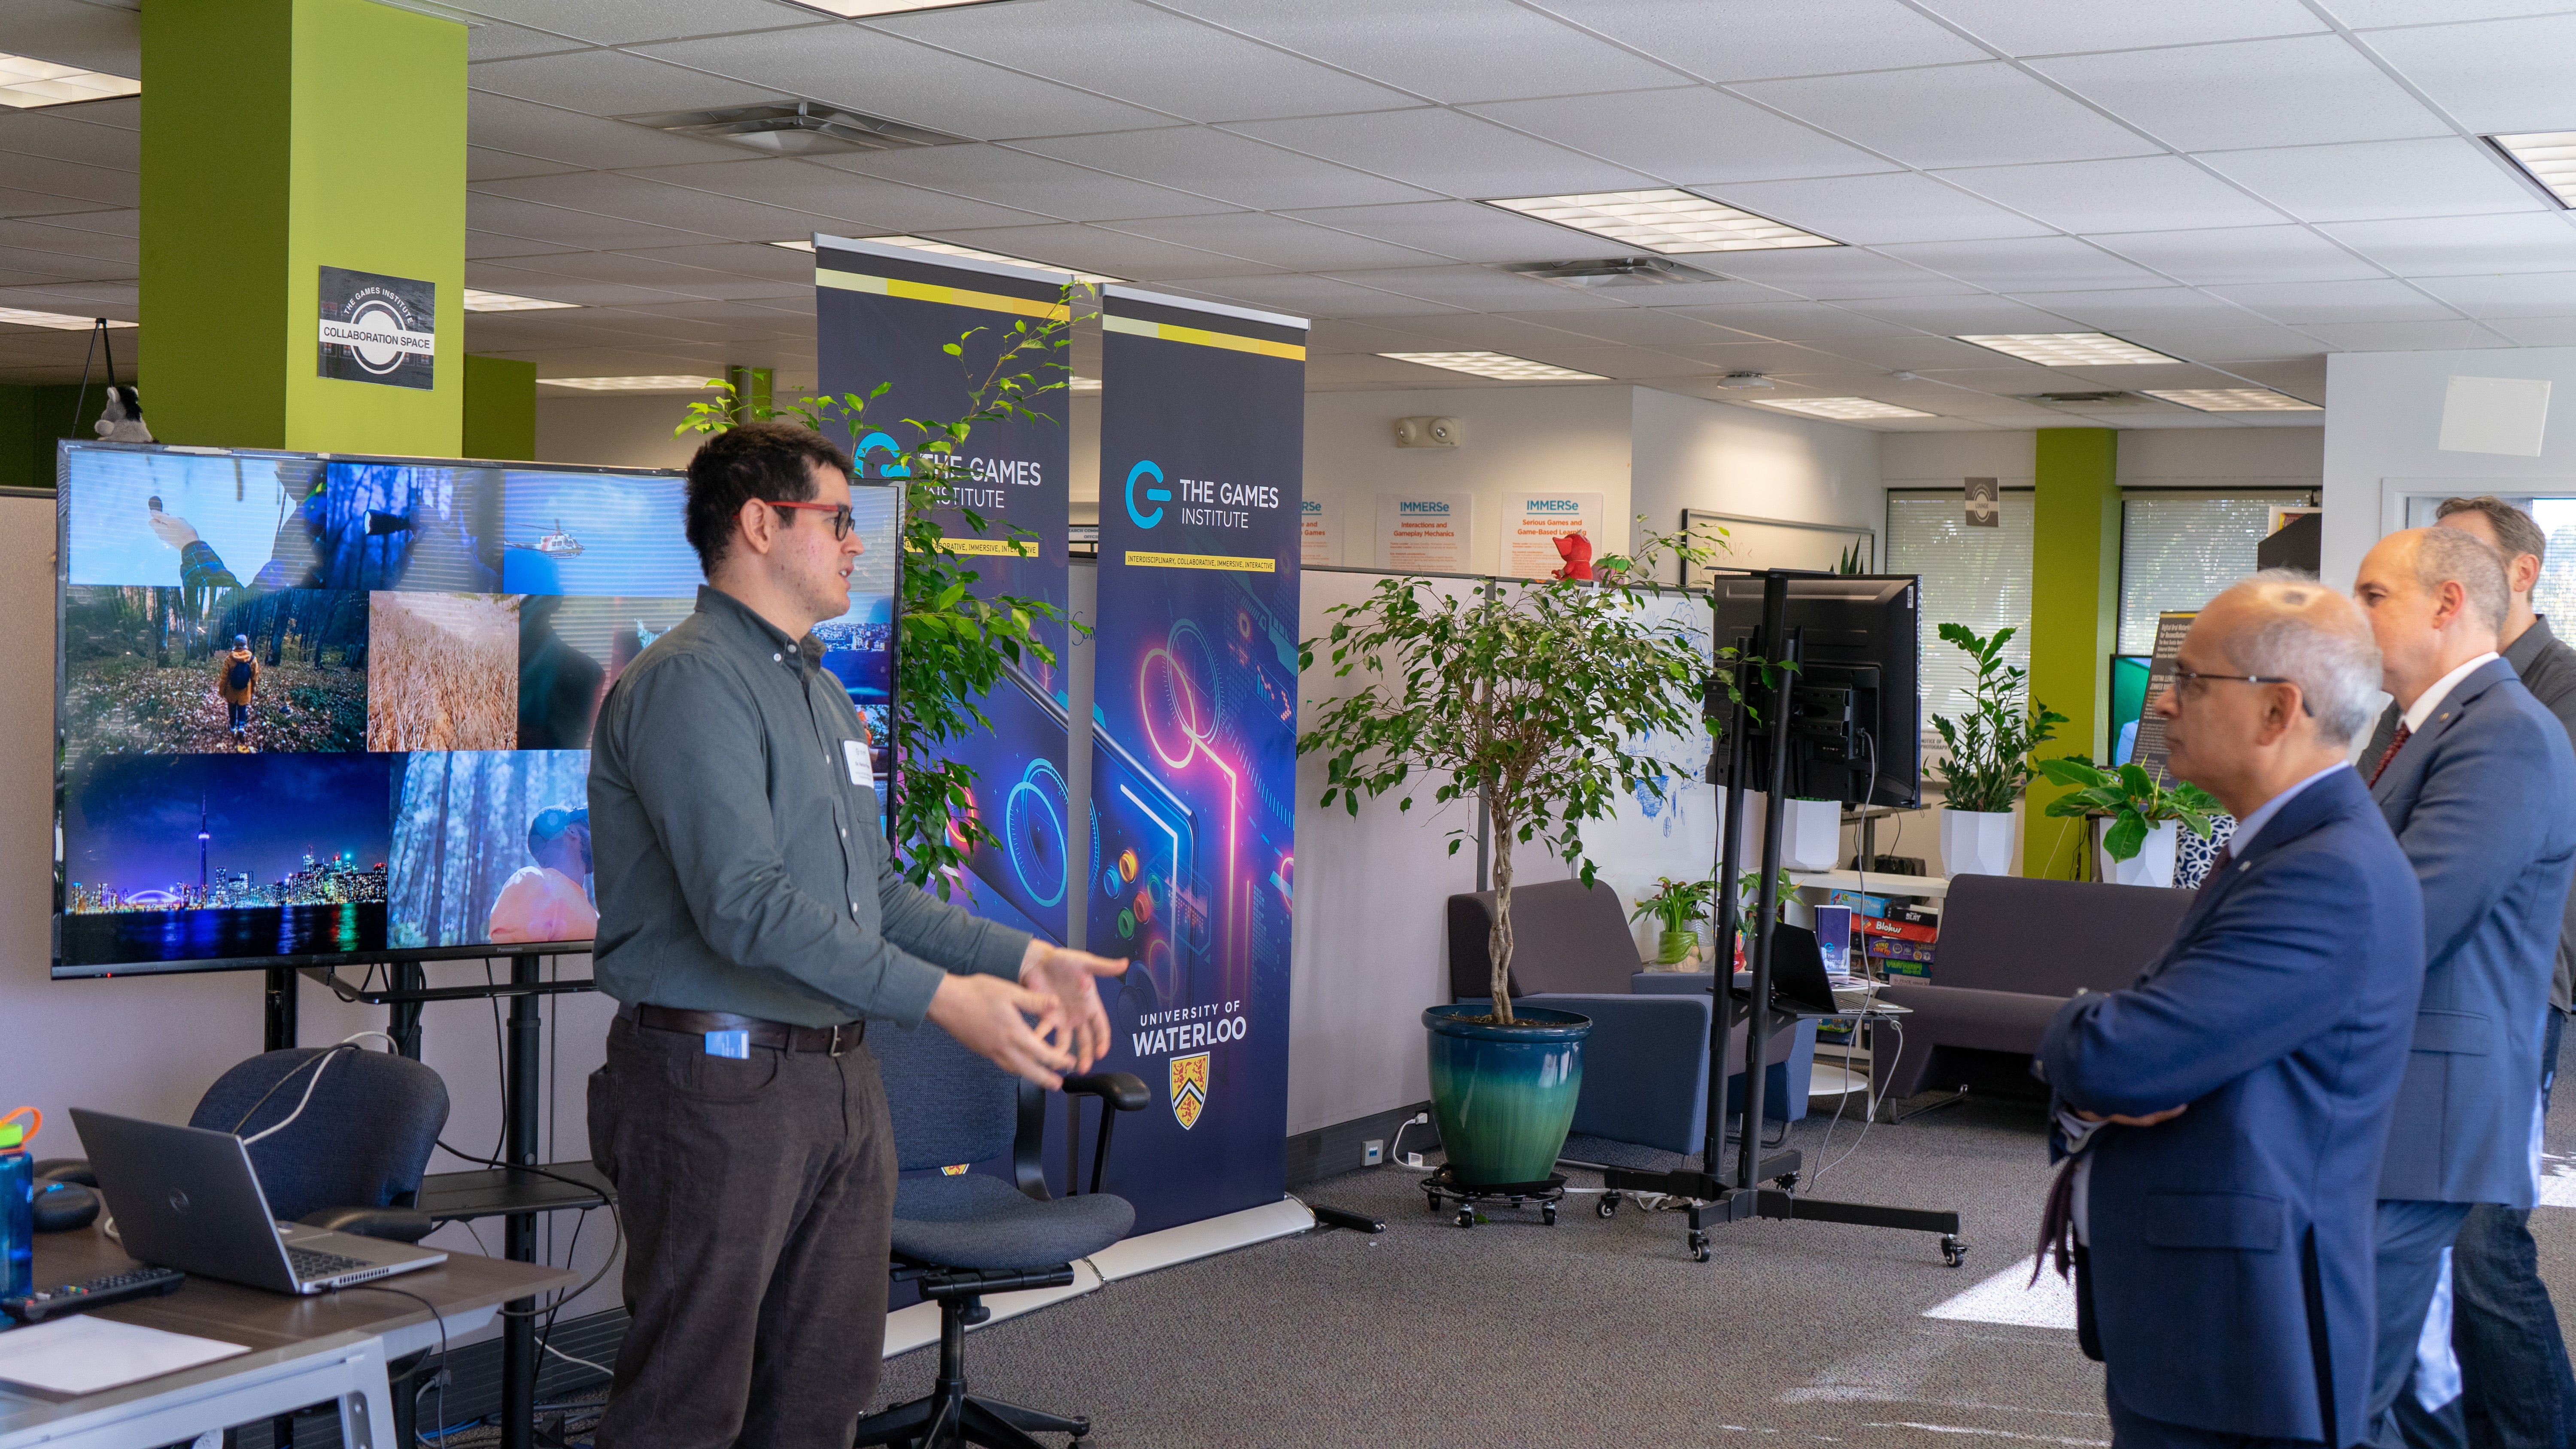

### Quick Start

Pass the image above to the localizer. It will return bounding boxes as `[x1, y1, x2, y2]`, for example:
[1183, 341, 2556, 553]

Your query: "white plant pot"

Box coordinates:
[1781, 798, 1842, 873]
[1940, 807, 2017, 877]
[2099, 819, 2180, 889]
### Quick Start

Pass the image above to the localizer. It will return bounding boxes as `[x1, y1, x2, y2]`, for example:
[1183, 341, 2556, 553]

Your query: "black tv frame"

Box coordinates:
[1705, 571, 1923, 811]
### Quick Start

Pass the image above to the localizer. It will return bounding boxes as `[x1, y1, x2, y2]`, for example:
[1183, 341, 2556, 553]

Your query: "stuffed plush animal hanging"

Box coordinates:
[93, 386, 152, 444]
[1552, 530, 1593, 581]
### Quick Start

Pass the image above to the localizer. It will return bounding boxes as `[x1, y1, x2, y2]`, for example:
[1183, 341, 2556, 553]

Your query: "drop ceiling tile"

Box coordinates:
[13, 0, 140, 75]
[0, 184, 129, 219]
[1842, 293, 2114, 333]
[2205, 356, 2328, 392]
[1877, 237, 2172, 292]
[447, 0, 813, 46]
[1013, 130, 1434, 212]
[0, 243, 124, 283]
[2323, 0, 2576, 21]
[465, 194, 719, 251]
[1464, 88, 1899, 186]
[1101, 213, 1447, 271]
[1661, 300, 1929, 341]
[1304, 352, 1470, 388]
[2032, 35, 2448, 152]
[1687, 173, 2054, 246]
[2293, 319, 2516, 349]
[1305, 318, 1448, 354]
[626, 27, 1181, 141]
[0, 111, 139, 173]
[21, 209, 136, 241]
[1160, 0, 1685, 104]
[1732, 63, 2163, 170]
[620, 159, 1054, 233]
[467, 229, 589, 259]
[1934, 157, 2287, 235]
[474, 172, 831, 242]
[1615, 278, 1804, 308]
[467, 93, 758, 170]
[2000, 288, 2274, 330]
[463, 21, 588, 62]
[2320, 214, 2576, 278]
[2479, 316, 2576, 346]
[868, 0, 1420, 124]
[1792, 335, 2003, 370]
[470, 49, 787, 117]
[1508, 344, 1707, 381]
[627, 242, 820, 284]
[2086, 225, 2385, 285]
[1636, 341, 1864, 375]
[934, 222, 1284, 282]
[2196, 138, 2551, 223]
[1534, 0, 1991, 82]
[596, 299, 817, 325]
[2411, 273, 2576, 319]
[468, 146, 583, 183]
[1698, 248, 1984, 300]
[0, 217, 130, 265]
[0, 157, 133, 209]
[2202, 277, 2463, 324]
[1318, 263, 1630, 312]
[829, 146, 1236, 222]
[2362, 13, 2576, 133]
[1222, 109, 1655, 199]
[1153, 273, 1455, 318]
[1917, 0, 2330, 55]
[468, 256, 705, 299]
[1265, 202, 1604, 267]
[1498, 307, 1737, 346]
[1899, 362, 2078, 391]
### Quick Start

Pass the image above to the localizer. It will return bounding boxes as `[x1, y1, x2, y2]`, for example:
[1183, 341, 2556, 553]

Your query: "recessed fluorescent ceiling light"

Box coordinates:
[1379, 351, 1607, 382]
[463, 289, 578, 312]
[1955, 333, 2184, 367]
[1755, 397, 1935, 421]
[0, 53, 139, 109]
[2491, 132, 2576, 207]
[780, 0, 1002, 14]
[1485, 189, 1837, 255]
[539, 376, 717, 392]
[0, 308, 131, 330]
[2142, 387, 2321, 412]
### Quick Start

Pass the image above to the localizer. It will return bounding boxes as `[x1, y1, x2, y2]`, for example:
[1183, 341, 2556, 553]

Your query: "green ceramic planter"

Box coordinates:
[1656, 928, 1696, 965]
[1422, 1003, 1591, 1188]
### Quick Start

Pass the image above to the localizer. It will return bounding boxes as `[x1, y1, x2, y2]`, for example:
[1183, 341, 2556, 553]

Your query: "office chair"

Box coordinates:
[854, 1022, 1146, 1449]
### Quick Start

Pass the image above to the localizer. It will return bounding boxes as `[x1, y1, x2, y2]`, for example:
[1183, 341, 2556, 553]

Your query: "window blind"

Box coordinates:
[2117, 493, 2310, 654]
[1886, 491, 2034, 738]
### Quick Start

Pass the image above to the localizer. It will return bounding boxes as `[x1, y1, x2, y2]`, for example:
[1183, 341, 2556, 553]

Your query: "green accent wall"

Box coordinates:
[2023, 428, 2122, 879]
[463, 355, 538, 461]
[141, 0, 466, 455]
[725, 364, 774, 423]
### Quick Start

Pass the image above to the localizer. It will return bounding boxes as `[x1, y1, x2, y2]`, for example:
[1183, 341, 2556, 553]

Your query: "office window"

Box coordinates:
[2118, 492, 2310, 654]
[2405, 494, 2576, 625]
[1886, 490, 2034, 735]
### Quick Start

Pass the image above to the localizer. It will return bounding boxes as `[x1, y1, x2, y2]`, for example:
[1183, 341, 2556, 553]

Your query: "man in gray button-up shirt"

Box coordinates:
[585, 422, 1123, 1449]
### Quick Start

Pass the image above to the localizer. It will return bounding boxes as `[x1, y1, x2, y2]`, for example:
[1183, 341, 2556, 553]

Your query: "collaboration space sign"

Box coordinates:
[317, 266, 435, 390]
[1095, 286, 1306, 1234]
[814, 236, 1073, 943]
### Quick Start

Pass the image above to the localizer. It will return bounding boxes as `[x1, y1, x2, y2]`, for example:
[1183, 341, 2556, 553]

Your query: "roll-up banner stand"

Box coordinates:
[1092, 286, 1308, 1234]
[813, 235, 1074, 944]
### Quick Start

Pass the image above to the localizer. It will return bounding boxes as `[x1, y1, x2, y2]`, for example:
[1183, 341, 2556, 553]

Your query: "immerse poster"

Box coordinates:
[1093, 286, 1306, 1234]
[814, 236, 1074, 942]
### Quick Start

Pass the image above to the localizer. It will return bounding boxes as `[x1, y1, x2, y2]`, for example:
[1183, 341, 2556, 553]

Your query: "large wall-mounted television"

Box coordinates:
[52, 440, 901, 978]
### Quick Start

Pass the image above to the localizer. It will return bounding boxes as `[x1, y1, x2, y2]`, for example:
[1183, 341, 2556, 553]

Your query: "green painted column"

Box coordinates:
[2023, 427, 2121, 879]
[463, 355, 538, 461]
[724, 364, 775, 423]
[140, 0, 466, 455]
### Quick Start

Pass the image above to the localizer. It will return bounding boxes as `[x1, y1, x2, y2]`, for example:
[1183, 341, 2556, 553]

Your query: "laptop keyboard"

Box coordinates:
[286, 1246, 371, 1281]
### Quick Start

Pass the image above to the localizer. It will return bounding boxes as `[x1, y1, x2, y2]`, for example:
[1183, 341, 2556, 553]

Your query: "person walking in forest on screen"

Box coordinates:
[217, 633, 258, 744]
[489, 806, 599, 945]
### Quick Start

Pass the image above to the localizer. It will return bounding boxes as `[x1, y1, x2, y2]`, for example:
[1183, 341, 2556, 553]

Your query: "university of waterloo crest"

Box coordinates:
[1169, 1052, 1210, 1131]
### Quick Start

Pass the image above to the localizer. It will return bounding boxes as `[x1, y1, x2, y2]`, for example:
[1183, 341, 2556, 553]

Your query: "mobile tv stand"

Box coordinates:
[1601, 570, 1965, 1269]
[285, 955, 611, 1449]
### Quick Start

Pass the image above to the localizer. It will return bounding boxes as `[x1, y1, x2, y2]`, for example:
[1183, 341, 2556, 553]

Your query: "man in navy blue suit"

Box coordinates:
[2353, 525, 2576, 1447]
[2039, 573, 2424, 1447]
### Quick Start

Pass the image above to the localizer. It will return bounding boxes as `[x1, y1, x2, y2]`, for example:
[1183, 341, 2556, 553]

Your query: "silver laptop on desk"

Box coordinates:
[70, 1109, 447, 1295]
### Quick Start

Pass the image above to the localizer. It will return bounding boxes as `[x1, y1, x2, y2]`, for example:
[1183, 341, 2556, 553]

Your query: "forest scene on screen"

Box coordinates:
[63, 585, 369, 764]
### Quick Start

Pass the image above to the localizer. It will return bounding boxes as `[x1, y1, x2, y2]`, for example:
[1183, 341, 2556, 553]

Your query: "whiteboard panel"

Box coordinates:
[1683, 509, 1875, 585]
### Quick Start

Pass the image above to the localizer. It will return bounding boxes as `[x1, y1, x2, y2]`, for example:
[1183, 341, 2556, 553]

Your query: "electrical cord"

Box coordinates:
[431, 1137, 623, 1318]
[339, 1282, 448, 1449]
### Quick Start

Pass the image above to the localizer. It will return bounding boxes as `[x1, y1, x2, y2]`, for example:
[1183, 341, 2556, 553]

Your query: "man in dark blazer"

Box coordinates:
[2040, 573, 2424, 1447]
[2353, 525, 2576, 1448]
[2359, 499, 2576, 1448]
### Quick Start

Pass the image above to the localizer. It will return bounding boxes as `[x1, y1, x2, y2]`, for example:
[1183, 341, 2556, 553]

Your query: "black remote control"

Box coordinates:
[3, 1266, 186, 1325]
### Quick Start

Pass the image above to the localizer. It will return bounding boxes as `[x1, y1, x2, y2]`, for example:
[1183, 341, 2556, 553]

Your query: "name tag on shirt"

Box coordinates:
[704, 1029, 750, 1059]
[841, 738, 870, 789]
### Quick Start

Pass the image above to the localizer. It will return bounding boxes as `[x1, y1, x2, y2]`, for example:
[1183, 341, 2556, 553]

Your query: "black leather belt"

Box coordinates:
[630, 1003, 866, 1055]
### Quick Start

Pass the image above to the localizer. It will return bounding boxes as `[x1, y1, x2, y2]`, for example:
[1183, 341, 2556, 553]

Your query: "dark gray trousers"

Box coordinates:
[587, 1013, 896, 1449]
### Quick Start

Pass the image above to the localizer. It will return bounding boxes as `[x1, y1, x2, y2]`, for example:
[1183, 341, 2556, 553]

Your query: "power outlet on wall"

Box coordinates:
[1363, 1139, 1384, 1166]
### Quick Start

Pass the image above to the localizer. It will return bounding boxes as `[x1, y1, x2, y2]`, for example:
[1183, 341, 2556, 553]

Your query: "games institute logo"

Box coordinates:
[1124, 460, 1170, 529]
[316, 265, 436, 391]
[1170, 1051, 1209, 1130]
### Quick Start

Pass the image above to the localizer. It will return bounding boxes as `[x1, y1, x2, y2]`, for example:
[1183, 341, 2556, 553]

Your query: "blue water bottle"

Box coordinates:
[0, 1107, 36, 1302]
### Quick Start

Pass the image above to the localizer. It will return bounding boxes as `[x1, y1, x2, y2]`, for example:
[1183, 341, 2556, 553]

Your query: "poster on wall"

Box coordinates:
[1094, 286, 1306, 1234]
[1504, 491, 1604, 578]
[1377, 492, 1470, 571]
[1300, 496, 1339, 566]
[814, 235, 1074, 942]
[317, 266, 436, 390]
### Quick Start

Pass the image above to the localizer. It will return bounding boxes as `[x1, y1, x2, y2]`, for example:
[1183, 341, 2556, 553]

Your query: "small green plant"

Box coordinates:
[2035, 757, 2221, 862]
[1930, 623, 2067, 815]
[1835, 540, 1865, 575]
[1736, 866, 1799, 937]
[1632, 876, 1718, 939]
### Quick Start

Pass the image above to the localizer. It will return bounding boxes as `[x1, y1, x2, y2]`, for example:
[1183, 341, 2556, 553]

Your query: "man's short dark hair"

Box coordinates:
[2436, 494, 2548, 575]
[684, 421, 853, 574]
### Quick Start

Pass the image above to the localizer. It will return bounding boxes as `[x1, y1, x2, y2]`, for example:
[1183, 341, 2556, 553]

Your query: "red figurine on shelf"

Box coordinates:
[1552, 530, 1594, 580]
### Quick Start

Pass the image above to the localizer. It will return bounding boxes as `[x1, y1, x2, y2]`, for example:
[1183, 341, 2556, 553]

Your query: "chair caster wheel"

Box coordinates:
[1456, 1208, 1475, 1228]
[1775, 1172, 1799, 1191]
[1597, 1195, 1618, 1219]
[1941, 1235, 1968, 1267]
[1542, 1204, 1558, 1226]
[1689, 1230, 1711, 1263]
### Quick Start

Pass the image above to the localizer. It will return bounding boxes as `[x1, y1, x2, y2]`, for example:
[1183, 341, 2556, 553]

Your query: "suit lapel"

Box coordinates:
[2374, 657, 2516, 806]
[2154, 770, 2363, 969]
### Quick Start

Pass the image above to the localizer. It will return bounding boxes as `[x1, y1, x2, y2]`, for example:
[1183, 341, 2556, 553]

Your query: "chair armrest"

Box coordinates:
[300, 1206, 437, 1243]
[33, 1158, 94, 1185]
[1064, 1072, 1150, 1113]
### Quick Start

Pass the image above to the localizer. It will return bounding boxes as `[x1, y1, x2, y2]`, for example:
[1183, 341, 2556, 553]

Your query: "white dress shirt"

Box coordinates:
[2402, 652, 2501, 735]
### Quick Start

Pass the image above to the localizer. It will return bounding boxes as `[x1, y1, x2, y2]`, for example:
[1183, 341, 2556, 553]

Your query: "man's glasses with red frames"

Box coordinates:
[763, 500, 854, 540]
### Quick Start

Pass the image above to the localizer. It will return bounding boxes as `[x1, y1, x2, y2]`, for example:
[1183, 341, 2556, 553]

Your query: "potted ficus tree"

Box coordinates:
[1300, 524, 1742, 1188]
[2036, 758, 2220, 889]
[1929, 623, 2065, 877]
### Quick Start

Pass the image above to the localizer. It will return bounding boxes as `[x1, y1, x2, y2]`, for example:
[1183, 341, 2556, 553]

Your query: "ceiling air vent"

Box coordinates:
[2018, 391, 2146, 407]
[1496, 256, 1725, 289]
[624, 101, 965, 156]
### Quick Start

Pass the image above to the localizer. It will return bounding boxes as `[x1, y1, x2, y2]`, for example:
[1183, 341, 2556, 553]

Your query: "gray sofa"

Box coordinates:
[1869, 873, 2196, 1105]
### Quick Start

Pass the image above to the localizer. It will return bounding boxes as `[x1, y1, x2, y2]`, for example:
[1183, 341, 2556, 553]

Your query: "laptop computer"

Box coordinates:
[70, 1108, 447, 1295]
[1732, 923, 1872, 1015]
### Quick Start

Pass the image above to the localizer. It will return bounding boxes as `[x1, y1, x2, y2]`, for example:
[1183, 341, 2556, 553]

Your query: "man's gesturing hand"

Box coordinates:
[1019, 941, 1127, 1075]
[926, 973, 1076, 1088]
